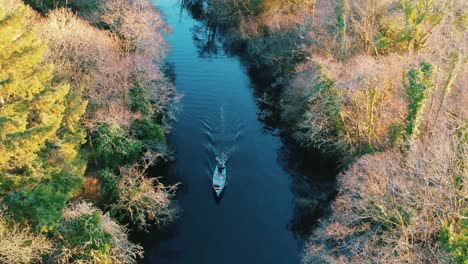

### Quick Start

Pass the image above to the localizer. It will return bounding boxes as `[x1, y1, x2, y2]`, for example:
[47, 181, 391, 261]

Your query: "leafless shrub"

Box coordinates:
[41, 7, 179, 131]
[135, 72, 181, 132]
[304, 117, 466, 263]
[54, 201, 143, 264]
[41, 9, 136, 128]
[0, 214, 52, 263]
[100, 210, 143, 263]
[112, 164, 179, 230]
[296, 1, 467, 262]
[210, 0, 313, 38]
[99, 0, 169, 58]
[92, 101, 141, 131]
[335, 54, 407, 152]
[346, 0, 397, 54]
[283, 54, 408, 155]
[41, 8, 119, 86]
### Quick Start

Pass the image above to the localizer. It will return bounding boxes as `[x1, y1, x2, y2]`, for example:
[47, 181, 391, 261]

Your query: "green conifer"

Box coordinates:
[0, 1, 68, 170]
[0, 1, 85, 232]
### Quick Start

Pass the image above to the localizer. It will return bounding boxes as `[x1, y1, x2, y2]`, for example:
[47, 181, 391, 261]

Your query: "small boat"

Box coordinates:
[212, 165, 226, 197]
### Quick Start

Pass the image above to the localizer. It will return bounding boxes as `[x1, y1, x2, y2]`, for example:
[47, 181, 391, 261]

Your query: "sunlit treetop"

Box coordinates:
[0, 0, 69, 170]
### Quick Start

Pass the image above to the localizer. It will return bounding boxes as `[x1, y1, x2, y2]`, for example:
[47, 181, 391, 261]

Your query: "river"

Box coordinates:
[141, 0, 335, 263]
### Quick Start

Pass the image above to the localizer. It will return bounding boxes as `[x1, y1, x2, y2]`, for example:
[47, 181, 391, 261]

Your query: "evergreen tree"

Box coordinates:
[404, 61, 434, 143]
[0, 0, 85, 232]
[0, 1, 68, 171]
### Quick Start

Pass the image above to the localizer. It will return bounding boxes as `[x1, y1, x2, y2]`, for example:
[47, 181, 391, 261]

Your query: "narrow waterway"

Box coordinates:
[142, 1, 335, 263]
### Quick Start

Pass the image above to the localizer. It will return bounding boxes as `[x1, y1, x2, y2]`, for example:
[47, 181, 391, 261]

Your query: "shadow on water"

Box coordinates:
[277, 139, 339, 237]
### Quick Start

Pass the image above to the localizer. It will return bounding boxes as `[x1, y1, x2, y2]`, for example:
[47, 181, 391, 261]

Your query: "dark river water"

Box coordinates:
[142, 1, 336, 263]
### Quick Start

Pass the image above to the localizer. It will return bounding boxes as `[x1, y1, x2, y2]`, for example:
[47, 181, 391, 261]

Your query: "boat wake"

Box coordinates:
[203, 105, 243, 187]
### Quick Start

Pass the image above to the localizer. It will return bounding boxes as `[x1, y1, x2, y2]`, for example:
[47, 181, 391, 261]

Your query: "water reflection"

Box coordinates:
[179, 0, 293, 130]
[192, 24, 218, 56]
[182, 0, 219, 57]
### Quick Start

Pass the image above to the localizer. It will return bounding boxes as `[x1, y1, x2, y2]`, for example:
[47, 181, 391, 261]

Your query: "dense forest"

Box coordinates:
[0, 0, 466, 263]
[0, 0, 179, 262]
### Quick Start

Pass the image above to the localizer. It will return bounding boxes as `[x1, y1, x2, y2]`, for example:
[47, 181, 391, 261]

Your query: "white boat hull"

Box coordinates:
[212, 165, 226, 197]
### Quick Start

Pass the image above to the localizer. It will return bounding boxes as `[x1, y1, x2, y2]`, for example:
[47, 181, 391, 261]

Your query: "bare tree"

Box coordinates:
[0, 214, 52, 263]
